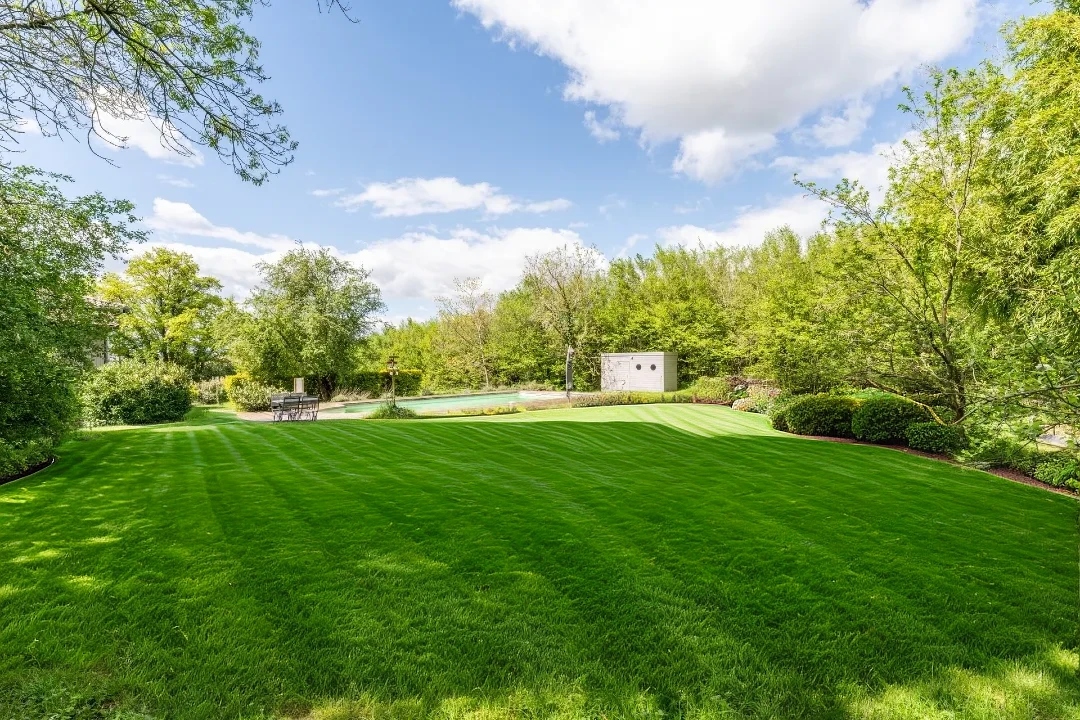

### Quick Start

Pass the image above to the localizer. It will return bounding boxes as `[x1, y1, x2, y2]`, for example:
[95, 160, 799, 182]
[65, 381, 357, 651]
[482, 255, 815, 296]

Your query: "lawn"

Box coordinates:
[0, 405, 1077, 719]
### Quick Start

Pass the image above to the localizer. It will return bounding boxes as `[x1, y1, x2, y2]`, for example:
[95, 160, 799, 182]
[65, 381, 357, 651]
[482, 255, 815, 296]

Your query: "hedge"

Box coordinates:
[571, 391, 693, 408]
[784, 395, 862, 438]
[82, 360, 192, 426]
[851, 396, 932, 445]
[906, 422, 967, 455]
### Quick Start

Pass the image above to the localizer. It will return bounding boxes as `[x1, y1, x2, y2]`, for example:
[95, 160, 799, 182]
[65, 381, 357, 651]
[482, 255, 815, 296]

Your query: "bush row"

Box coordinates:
[771, 393, 967, 455]
[571, 391, 694, 408]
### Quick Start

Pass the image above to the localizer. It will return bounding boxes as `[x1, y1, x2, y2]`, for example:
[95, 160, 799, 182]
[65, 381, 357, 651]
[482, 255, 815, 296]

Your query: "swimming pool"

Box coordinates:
[330, 391, 566, 415]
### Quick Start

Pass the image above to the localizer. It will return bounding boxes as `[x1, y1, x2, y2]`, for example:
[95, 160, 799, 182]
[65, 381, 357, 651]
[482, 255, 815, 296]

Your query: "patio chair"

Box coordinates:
[298, 395, 320, 421]
[270, 394, 288, 422]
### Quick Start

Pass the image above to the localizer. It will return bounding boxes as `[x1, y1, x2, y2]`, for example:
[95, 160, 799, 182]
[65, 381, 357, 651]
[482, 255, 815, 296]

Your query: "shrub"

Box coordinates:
[225, 374, 285, 412]
[688, 377, 736, 404]
[367, 403, 418, 419]
[964, 436, 1048, 474]
[784, 394, 862, 438]
[331, 388, 374, 402]
[732, 398, 756, 412]
[0, 436, 55, 480]
[851, 396, 933, 445]
[571, 391, 693, 408]
[194, 377, 227, 405]
[767, 394, 801, 432]
[82, 360, 192, 426]
[906, 422, 968, 455]
[0, 361, 80, 479]
[1033, 454, 1080, 490]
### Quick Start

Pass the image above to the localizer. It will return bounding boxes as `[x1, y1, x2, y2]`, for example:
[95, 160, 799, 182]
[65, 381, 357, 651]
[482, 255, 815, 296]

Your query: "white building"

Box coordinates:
[600, 352, 678, 392]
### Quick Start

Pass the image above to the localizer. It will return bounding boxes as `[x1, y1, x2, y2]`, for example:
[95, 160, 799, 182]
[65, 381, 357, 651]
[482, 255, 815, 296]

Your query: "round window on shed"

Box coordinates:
[636, 364, 642, 370]
[651, 364, 657, 371]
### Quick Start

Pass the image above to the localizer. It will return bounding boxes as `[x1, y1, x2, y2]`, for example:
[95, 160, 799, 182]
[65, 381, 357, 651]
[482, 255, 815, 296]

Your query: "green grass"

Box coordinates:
[0, 405, 1077, 719]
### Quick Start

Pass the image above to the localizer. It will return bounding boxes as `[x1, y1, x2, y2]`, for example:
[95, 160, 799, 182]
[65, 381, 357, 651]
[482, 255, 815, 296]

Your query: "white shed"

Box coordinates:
[600, 352, 678, 392]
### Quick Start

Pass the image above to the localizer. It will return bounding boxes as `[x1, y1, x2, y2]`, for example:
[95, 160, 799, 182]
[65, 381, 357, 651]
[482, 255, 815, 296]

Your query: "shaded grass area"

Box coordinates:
[0, 405, 1077, 719]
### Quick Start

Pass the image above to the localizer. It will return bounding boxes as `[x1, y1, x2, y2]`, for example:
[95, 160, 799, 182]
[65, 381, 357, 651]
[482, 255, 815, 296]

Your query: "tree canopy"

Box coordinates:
[99, 247, 227, 378]
[0, 0, 350, 182]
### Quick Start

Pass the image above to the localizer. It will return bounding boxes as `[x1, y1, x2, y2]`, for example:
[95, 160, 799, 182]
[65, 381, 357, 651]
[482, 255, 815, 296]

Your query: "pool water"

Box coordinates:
[333, 391, 564, 415]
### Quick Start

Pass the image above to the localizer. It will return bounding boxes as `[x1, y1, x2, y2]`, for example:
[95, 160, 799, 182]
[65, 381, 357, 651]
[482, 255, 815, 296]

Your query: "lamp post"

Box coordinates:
[386, 355, 399, 407]
[565, 346, 575, 401]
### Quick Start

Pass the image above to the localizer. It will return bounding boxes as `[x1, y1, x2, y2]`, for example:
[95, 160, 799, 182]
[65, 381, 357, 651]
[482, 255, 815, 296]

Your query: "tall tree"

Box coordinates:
[800, 69, 998, 420]
[0, 0, 350, 182]
[733, 229, 857, 393]
[521, 244, 605, 386]
[98, 248, 226, 378]
[436, 278, 495, 388]
[972, 3, 1080, 429]
[222, 246, 383, 398]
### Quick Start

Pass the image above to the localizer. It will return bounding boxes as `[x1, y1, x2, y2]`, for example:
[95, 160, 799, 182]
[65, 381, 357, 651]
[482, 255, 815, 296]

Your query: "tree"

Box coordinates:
[800, 68, 998, 420]
[436, 278, 495, 388]
[520, 245, 605, 387]
[221, 246, 383, 398]
[733, 229, 857, 393]
[0, 165, 142, 473]
[970, 3, 1080, 430]
[0, 1, 350, 183]
[600, 246, 735, 384]
[99, 248, 226, 378]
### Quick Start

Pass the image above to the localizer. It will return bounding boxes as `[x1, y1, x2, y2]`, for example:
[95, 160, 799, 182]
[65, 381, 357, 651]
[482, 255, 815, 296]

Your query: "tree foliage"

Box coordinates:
[220, 246, 383, 398]
[0, 0, 351, 182]
[99, 247, 227, 378]
[0, 165, 141, 474]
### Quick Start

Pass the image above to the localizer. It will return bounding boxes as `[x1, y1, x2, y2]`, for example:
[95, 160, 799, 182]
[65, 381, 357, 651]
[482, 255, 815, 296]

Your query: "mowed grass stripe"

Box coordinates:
[0, 405, 1076, 719]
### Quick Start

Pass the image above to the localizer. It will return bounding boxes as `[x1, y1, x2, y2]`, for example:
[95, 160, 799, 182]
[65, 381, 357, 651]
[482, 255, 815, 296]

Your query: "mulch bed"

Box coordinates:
[801, 434, 1077, 498]
[0, 456, 56, 488]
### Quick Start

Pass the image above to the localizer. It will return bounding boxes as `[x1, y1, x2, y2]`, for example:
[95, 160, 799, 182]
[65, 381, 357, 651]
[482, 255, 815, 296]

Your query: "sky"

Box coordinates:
[14, 0, 1036, 322]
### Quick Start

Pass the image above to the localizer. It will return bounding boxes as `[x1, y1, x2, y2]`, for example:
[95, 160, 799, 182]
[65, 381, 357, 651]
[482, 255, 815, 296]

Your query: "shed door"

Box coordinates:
[614, 359, 630, 390]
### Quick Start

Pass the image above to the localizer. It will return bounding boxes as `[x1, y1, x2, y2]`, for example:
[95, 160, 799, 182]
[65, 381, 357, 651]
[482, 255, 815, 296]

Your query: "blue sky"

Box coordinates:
[15, 0, 1033, 320]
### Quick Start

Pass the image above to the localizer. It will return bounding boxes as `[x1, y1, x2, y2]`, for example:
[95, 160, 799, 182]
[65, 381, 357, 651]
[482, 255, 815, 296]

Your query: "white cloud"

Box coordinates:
[142, 198, 591, 311]
[310, 187, 344, 197]
[673, 130, 777, 183]
[15, 117, 41, 135]
[810, 99, 874, 147]
[659, 195, 827, 248]
[584, 110, 620, 142]
[144, 242, 274, 300]
[616, 233, 649, 258]
[336, 177, 572, 217]
[773, 131, 915, 201]
[93, 104, 204, 167]
[348, 227, 589, 299]
[145, 198, 295, 252]
[157, 174, 194, 189]
[454, 0, 977, 180]
[598, 195, 627, 216]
